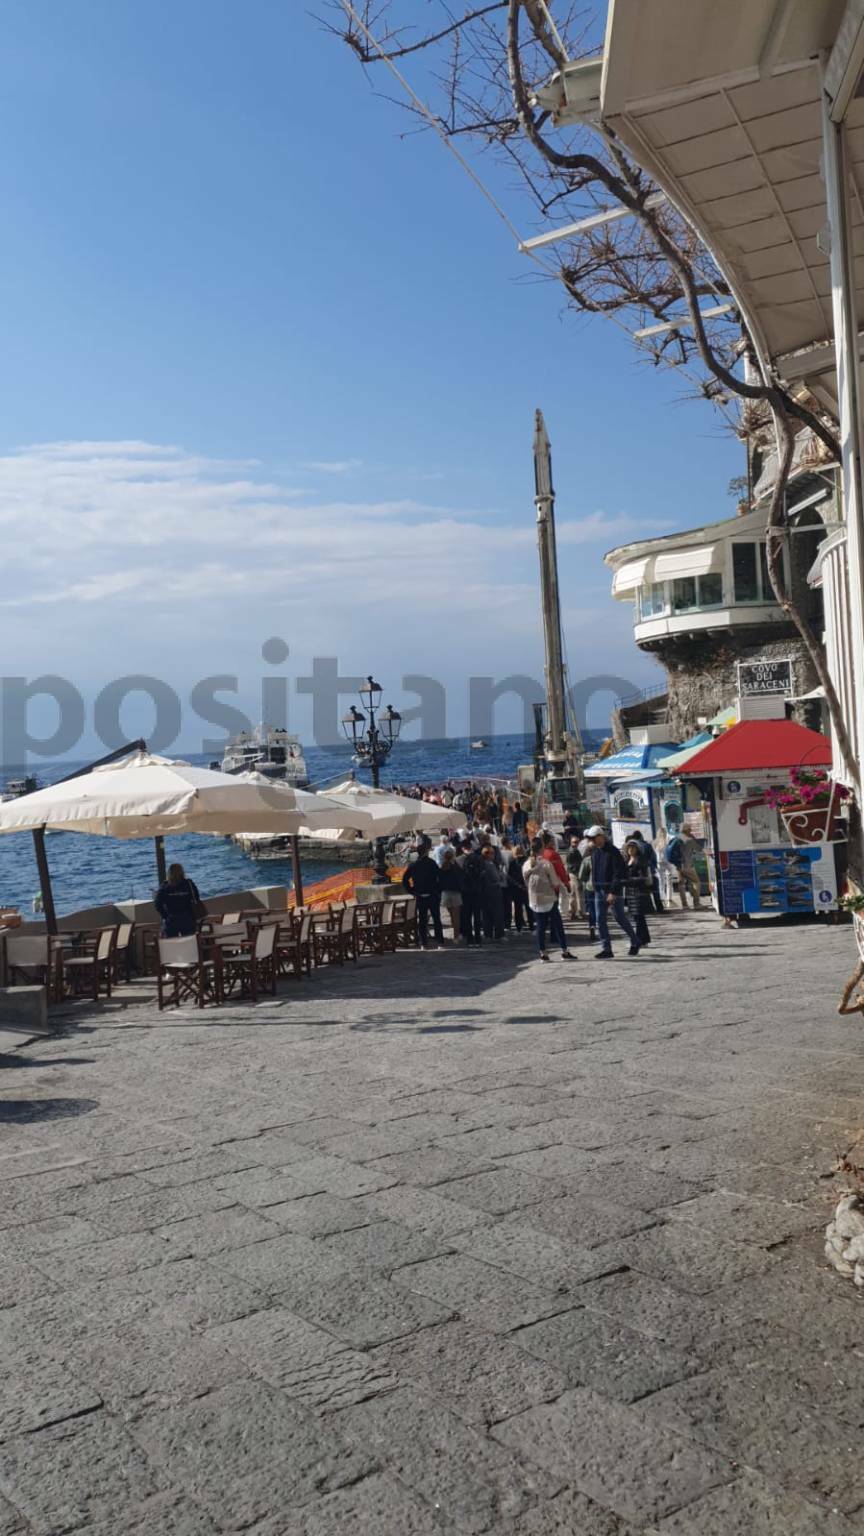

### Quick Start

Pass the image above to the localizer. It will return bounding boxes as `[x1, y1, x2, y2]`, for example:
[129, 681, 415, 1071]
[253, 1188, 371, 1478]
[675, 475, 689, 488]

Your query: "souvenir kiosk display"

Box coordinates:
[677, 719, 843, 918]
[583, 733, 679, 847]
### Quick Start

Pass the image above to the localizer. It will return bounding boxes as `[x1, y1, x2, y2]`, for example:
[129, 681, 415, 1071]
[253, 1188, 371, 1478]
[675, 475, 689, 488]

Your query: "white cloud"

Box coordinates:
[299, 457, 364, 474]
[1, 440, 640, 712]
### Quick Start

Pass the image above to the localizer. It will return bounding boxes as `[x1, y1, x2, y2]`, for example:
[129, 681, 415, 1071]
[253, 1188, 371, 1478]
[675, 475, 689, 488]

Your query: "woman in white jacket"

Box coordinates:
[522, 837, 576, 963]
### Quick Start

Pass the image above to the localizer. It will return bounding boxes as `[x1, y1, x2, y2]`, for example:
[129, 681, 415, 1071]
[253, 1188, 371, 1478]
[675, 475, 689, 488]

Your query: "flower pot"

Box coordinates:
[780, 794, 845, 845]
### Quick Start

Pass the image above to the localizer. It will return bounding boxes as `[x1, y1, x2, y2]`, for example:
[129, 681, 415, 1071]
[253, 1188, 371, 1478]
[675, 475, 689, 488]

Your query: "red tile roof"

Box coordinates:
[680, 719, 832, 775]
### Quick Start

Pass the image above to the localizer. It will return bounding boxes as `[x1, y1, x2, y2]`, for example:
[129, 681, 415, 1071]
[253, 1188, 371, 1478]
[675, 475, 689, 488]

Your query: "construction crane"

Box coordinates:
[532, 408, 586, 820]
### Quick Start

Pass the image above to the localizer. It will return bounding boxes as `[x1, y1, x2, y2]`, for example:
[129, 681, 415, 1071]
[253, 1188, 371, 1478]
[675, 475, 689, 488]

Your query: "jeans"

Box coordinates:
[509, 890, 532, 931]
[482, 889, 505, 941]
[416, 893, 444, 946]
[534, 903, 567, 955]
[461, 893, 483, 945]
[591, 888, 638, 951]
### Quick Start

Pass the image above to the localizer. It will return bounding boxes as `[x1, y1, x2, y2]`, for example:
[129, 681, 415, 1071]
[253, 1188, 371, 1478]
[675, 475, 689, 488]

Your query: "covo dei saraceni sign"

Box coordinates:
[736, 658, 794, 698]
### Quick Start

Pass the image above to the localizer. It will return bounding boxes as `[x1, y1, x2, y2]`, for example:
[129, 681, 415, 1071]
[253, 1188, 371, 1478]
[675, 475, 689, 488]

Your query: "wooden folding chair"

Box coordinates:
[390, 898, 417, 949]
[113, 922, 135, 983]
[3, 934, 63, 1002]
[62, 927, 118, 1001]
[373, 901, 399, 954]
[219, 921, 278, 1003]
[276, 912, 313, 979]
[157, 935, 220, 1010]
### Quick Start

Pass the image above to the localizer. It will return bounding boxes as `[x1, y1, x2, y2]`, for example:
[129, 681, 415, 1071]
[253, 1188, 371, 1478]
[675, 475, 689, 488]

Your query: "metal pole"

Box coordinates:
[291, 834, 304, 908]
[32, 828, 57, 935]
[821, 80, 864, 829]
[154, 836, 167, 886]
[367, 710, 389, 882]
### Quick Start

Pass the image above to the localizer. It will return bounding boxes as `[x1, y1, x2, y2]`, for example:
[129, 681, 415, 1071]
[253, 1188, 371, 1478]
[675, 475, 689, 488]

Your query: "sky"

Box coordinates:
[0, 0, 741, 763]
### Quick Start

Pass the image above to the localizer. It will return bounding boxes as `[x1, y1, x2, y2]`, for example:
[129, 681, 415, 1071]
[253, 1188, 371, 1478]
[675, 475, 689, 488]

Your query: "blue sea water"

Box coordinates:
[0, 733, 607, 917]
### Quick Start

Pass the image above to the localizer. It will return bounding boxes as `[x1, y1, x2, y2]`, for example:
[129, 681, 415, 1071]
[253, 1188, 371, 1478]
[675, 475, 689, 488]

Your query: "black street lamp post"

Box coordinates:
[341, 677, 402, 883]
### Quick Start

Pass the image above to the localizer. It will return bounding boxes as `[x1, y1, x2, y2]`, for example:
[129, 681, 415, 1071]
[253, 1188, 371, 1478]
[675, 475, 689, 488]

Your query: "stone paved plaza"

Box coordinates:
[1, 909, 864, 1534]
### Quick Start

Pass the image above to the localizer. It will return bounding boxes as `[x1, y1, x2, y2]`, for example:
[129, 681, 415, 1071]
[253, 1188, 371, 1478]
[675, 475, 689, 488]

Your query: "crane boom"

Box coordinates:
[532, 409, 585, 811]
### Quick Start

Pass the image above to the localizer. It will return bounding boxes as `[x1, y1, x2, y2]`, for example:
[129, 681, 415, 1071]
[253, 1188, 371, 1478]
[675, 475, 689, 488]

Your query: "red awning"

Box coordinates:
[680, 720, 832, 776]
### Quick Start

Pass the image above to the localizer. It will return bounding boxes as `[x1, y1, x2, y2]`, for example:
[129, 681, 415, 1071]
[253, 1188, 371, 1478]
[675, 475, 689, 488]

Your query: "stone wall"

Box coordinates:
[648, 628, 819, 740]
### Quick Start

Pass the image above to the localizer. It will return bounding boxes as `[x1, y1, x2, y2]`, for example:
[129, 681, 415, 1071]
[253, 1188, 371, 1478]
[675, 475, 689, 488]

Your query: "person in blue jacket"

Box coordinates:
[585, 826, 641, 959]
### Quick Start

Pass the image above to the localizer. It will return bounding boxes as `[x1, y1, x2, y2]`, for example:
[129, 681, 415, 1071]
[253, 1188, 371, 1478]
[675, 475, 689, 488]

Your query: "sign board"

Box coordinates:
[737, 658, 793, 698]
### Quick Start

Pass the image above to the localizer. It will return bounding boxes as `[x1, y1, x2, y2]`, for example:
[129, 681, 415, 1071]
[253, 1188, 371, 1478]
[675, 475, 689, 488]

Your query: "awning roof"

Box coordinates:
[612, 544, 723, 595]
[585, 741, 680, 778]
[656, 730, 714, 770]
[601, 0, 855, 404]
[678, 718, 832, 774]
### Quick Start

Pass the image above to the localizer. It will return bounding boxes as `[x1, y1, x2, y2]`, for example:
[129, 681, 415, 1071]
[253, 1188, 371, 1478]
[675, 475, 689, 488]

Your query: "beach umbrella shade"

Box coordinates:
[0, 752, 375, 930]
[0, 753, 374, 839]
[313, 779, 467, 839]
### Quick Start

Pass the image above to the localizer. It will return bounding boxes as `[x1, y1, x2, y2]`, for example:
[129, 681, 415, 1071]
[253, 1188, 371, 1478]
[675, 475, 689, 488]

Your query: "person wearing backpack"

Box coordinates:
[666, 830, 701, 909]
[522, 837, 576, 963]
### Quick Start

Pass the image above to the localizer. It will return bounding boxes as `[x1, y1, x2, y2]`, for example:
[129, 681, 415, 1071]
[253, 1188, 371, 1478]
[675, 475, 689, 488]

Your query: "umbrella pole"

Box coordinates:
[291, 835, 304, 908]
[32, 828, 57, 935]
[154, 836, 167, 886]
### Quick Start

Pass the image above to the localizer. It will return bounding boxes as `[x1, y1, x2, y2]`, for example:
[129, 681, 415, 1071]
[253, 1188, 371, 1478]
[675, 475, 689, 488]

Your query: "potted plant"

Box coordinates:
[763, 769, 849, 845]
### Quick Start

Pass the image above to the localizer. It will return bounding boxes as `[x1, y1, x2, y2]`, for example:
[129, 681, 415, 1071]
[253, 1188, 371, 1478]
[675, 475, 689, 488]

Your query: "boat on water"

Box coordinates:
[1, 775, 41, 801]
[469, 739, 489, 751]
[221, 725, 308, 786]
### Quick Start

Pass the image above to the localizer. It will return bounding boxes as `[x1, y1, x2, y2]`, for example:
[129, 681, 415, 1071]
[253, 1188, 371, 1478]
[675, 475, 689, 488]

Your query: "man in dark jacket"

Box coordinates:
[586, 826, 641, 959]
[402, 838, 444, 948]
[457, 843, 486, 947]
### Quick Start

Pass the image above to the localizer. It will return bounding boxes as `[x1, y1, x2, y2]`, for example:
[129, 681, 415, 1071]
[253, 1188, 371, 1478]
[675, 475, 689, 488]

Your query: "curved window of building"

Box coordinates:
[733, 543, 759, 601]
[733, 541, 782, 603]
[671, 573, 724, 613]
[616, 797, 638, 820]
[639, 583, 666, 619]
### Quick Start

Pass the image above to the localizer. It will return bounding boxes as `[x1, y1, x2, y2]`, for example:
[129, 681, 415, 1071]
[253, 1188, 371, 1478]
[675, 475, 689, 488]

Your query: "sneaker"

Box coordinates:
[594, 949, 613, 960]
[539, 951, 550, 962]
[560, 950, 576, 960]
[628, 943, 641, 956]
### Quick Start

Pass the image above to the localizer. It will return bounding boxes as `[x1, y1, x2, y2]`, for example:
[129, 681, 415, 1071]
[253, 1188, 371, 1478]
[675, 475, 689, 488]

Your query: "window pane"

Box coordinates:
[698, 572, 723, 606]
[672, 577, 697, 612]
[639, 583, 665, 618]
[759, 542, 773, 601]
[733, 544, 759, 601]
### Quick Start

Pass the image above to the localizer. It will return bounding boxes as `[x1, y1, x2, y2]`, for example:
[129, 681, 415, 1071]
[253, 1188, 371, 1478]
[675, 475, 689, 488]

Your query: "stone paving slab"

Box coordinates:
[1, 910, 863, 1532]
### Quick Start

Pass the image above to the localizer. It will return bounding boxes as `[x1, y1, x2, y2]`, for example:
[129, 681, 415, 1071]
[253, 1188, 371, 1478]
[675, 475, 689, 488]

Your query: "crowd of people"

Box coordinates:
[391, 781, 529, 839]
[401, 816, 704, 962]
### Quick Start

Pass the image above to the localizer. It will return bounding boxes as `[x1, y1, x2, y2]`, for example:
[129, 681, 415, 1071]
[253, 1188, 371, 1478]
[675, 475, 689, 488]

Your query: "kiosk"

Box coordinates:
[678, 720, 841, 918]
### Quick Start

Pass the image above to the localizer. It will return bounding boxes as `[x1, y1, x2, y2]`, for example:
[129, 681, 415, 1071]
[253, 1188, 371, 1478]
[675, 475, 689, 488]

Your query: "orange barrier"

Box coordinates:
[289, 867, 407, 910]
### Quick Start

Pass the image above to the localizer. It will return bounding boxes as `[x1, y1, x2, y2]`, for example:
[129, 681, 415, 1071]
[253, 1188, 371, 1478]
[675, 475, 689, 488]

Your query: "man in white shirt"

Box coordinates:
[432, 832, 454, 868]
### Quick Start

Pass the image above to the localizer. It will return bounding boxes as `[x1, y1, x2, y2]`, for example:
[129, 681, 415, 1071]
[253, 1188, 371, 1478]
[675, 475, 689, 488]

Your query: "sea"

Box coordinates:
[0, 733, 608, 918]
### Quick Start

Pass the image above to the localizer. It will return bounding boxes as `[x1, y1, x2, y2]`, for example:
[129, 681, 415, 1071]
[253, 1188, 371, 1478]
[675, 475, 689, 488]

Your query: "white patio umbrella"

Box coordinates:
[312, 779, 467, 839]
[0, 753, 374, 839]
[0, 752, 374, 930]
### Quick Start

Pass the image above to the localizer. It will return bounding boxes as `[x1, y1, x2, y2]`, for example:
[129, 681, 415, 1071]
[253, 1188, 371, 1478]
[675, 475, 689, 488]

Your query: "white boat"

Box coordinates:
[3, 775, 40, 799]
[470, 739, 489, 751]
[222, 724, 308, 786]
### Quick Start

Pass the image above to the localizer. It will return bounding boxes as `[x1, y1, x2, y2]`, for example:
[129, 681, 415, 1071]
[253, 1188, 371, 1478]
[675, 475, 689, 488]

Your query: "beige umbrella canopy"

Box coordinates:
[0, 753, 373, 839]
[0, 752, 374, 932]
[311, 779, 467, 839]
